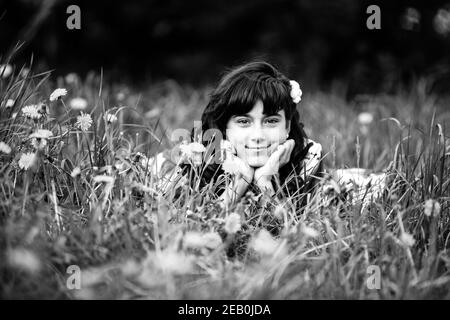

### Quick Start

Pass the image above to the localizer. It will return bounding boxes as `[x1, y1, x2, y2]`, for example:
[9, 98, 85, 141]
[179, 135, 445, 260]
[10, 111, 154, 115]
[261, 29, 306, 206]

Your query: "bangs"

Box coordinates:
[222, 76, 292, 118]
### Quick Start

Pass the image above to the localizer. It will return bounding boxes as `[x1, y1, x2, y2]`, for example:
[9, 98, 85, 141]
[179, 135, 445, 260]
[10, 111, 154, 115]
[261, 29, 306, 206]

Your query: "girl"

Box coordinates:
[147, 61, 323, 208]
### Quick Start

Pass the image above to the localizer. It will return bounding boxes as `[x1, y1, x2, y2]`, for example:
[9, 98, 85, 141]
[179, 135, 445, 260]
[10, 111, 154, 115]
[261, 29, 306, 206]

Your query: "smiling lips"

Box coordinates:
[245, 144, 271, 150]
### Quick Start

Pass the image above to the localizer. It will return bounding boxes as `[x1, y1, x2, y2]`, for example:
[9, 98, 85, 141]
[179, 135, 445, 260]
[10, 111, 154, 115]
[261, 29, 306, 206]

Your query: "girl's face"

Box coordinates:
[225, 100, 290, 168]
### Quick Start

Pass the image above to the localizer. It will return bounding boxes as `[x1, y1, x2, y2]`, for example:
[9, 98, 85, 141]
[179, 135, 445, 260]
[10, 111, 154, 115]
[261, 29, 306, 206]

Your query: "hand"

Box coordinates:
[220, 151, 254, 205]
[253, 139, 295, 186]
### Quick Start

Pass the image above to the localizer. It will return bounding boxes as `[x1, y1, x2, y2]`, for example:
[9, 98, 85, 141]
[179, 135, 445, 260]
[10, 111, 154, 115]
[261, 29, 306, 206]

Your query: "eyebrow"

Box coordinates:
[234, 112, 282, 118]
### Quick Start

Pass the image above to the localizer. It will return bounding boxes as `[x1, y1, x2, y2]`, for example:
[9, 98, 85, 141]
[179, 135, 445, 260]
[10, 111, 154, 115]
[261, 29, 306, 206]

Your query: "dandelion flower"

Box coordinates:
[358, 112, 374, 125]
[29, 129, 53, 150]
[29, 129, 53, 140]
[180, 142, 205, 166]
[65, 73, 78, 84]
[18, 152, 36, 170]
[250, 229, 280, 256]
[153, 250, 194, 274]
[22, 105, 41, 120]
[104, 112, 118, 123]
[69, 97, 87, 110]
[202, 232, 223, 250]
[224, 212, 241, 234]
[145, 108, 161, 119]
[0, 141, 11, 154]
[272, 205, 286, 220]
[93, 175, 114, 184]
[220, 139, 236, 155]
[0, 64, 12, 78]
[400, 232, 415, 247]
[49, 88, 67, 101]
[37, 102, 49, 115]
[424, 199, 441, 217]
[76, 112, 93, 131]
[183, 231, 205, 249]
[7, 248, 41, 274]
[71, 167, 81, 178]
[301, 224, 319, 238]
[5, 99, 14, 108]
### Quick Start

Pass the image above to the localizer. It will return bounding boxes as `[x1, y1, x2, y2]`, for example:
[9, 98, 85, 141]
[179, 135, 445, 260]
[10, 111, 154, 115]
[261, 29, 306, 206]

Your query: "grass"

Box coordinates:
[0, 54, 449, 300]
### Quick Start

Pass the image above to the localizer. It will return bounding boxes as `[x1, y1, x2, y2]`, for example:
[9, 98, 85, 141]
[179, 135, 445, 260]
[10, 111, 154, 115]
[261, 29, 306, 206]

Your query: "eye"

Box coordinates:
[236, 118, 250, 125]
[265, 117, 280, 125]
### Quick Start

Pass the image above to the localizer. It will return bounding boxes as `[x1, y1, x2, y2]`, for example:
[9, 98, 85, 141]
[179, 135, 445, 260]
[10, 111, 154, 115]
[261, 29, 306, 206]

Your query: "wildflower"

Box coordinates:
[272, 205, 286, 220]
[5, 99, 14, 108]
[22, 105, 41, 120]
[0, 64, 12, 78]
[69, 97, 87, 110]
[29, 129, 53, 140]
[202, 232, 223, 250]
[424, 199, 441, 217]
[0, 141, 11, 154]
[76, 112, 93, 131]
[301, 224, 319, 238]
[18, 152, 36, 170]
[224, 212, 241, 234]
[180, 142, 205, 166]
[20, 68, 30, 78]
[37, 103, 49, 115]
[71, 167, 81, 178]
[400, 232, 415, 247]
[65, 73, 78, 84]
[49, 88, 67, 101]
[250, 229, 280, 256]
[29, 129, 53, 150]
[289, 80, 302, 103]
[358, 112, 374, 125]
[145, 108, 161, 119]
[93, 175, 114, 184]
[220, 139, 236, 155]
[183, 231, 205, 249]
[104, 112, 118, 123]
[7, 248, 41, 274]
[153, 250, 194, 274]
[12, 112, 17, 119]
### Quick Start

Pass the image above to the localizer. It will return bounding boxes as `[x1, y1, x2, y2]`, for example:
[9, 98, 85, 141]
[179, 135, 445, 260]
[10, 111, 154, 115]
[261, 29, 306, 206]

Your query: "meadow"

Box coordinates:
[0, 57, 449, 299]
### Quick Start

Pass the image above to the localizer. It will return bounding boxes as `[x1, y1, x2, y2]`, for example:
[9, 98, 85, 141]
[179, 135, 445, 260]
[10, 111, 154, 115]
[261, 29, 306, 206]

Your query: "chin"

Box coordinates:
[246, 156, 268, 168]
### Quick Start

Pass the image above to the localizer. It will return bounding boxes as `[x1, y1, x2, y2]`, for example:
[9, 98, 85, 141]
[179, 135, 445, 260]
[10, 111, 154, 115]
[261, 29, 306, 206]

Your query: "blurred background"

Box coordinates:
[1, 0, 450, 97]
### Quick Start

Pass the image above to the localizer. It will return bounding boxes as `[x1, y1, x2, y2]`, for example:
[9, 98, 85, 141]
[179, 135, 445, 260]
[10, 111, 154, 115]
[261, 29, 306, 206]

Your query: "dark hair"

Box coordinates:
[185, 61, 321, 199]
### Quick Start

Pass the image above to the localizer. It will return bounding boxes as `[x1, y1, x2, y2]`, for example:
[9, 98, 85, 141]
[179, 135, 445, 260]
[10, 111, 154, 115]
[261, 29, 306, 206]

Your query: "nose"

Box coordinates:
[248, 124, 266, 144]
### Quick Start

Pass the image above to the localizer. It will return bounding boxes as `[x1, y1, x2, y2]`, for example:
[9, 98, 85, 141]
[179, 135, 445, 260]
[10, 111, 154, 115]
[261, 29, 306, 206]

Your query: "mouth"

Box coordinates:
[245, 144, 272, 150]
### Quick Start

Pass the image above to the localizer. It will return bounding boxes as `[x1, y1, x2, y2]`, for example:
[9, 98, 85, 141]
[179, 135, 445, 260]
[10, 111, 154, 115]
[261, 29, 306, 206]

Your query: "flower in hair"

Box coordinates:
[289, 80, 302, 104]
